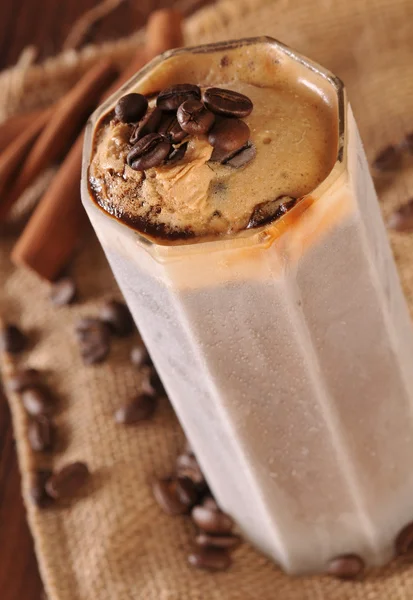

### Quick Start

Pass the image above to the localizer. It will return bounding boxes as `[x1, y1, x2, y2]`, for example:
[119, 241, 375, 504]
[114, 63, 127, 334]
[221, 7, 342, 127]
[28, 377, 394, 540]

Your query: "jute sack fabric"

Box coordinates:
[2, 0, 413, 598]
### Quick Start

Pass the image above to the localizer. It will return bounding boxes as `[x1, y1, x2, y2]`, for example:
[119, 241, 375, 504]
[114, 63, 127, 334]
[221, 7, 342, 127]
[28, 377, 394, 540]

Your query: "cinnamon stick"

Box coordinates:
[12, 9, 184, 281]
[0, 60, 118, 221]
[0, 109, 47, 154]
[11, 134, 87, 279]
[0, 107, 53, 199]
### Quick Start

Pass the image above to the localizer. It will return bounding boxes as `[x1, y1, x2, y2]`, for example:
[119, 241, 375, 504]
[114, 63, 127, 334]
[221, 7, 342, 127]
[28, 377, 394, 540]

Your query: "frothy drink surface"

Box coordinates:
[89, 43, 338, 242]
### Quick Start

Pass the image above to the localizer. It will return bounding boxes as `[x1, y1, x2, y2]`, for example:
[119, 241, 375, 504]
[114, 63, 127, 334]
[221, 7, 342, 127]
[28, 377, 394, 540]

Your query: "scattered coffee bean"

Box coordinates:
[396, 521, 413, 555]
[387, 199, 413, 232]
[247, 196, 296, 229]
[153, 477, 195, 515]
[114, 394, 157, 424]
[28, 416, 54, 452]
[99, 300, 134, 337]
[75, 318, 111, 365]
[208, 118, 250, 154]
[372, 144, 401, 172]
[401, 132, 413, 153]
[224, 143, 256, 168]
[0, 323, 28, 354]
[157, 113, 187, 143]
[177, 99, 215, 135]
[176, 452, 205, 485]
[156, 84, 201, 112]
[127, 133, 171, 171]
[187, 547, 232, 571]
[115, 93, 148, 123]
[195, 532, 241, 550]
[22, 387, 55, 417]
[326, 554, 365, 580]
[191, 505, 233, 534]
[175, 477, 199, 507]
[203, 87, 253, 118]
[45, 461, 90, 500]
[130, 345, 151, 368]
[165, 142, 188, 165]
[6, 367, 40, 393]
[50, 276, 77, 306]
[30, 469, 53, 508]
[130, 107, 163, 144]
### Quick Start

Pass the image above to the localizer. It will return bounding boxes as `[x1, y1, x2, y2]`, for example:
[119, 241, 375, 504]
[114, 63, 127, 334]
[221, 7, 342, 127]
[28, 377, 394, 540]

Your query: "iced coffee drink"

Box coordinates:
[82, 38, 413, 576]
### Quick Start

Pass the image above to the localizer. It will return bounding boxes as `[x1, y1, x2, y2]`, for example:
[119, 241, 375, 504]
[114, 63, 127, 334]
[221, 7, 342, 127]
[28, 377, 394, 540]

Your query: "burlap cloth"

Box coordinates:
[2, 0, 413, 598]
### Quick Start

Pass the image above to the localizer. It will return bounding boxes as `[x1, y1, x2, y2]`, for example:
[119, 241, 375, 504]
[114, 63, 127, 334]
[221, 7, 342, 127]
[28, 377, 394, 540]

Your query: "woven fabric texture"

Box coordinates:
[2, 0, 413, 598]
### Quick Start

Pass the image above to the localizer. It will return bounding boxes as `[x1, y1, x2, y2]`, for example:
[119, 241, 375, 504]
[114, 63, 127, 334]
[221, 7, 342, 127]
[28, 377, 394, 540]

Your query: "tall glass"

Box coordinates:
[81, 38, 413, 574]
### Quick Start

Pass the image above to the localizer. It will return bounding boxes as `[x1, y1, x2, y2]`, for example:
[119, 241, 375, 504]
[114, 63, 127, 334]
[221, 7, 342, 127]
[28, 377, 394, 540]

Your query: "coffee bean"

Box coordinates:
[22, 387, 55, 417]
[156, 84, 201, 112]
[157, 113, 187, 143]
[28, 416, 54, 452]
[396, 521, 413, 555]
[130, 345, 151, 368]
[225, 143, 256, 168]
[115, 93, 148, 123]
[208, 118, 250, 154]
[210, 142, 256, 166]
[127, 133, 171, 171]
[45, 462, 90, 500]
[0, 323, 28, 354]
[401, 132, 413, 153]
[99, 300, 134, 337]
[372, 144, 401, 171]
[187, 547, 232, 571]
[387, 198, 413, 232]
[177, 99, 215, 135]
[165, 142, 188, 165]
[6, 368, 40, 393]
[195, 532, 241, 550]
[75, 317, 111, 365]
[191, 505, 233, 534]
[326, 554, 365, 580]
[50, 276, 77, 306]
[30, 469, 53, 508]
[176, 452, 205, 485]
[175, 477, 199, 507]
[130, 108, 163, 144]
[203, 87, 253, 118]
[247, 196, 296, 229]
[153, 478, 194, 515]
[114, 394, 157, 424]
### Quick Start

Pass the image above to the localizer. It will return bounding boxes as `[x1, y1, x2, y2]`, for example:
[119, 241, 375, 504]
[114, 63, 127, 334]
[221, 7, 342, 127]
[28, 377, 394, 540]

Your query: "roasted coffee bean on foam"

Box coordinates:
[177, 99, 215, 135]
[157, 84, 201, 111]
[127, 133, 171, 171]
[203, 87, 253, 118]
[115, 93, 148, 123]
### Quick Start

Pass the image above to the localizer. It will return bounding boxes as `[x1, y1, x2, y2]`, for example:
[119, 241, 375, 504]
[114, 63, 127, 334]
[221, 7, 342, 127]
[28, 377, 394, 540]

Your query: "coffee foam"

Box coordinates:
[89, 41, 339, 244]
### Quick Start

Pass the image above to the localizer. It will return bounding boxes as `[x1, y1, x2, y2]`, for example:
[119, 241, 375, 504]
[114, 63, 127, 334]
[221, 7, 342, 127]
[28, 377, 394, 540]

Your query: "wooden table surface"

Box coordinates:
[0, 1, 208, 598]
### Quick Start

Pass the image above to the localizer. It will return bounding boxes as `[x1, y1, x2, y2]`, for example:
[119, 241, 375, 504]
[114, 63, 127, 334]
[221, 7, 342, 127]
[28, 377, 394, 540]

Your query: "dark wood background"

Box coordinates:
[0, 1, 208, 598]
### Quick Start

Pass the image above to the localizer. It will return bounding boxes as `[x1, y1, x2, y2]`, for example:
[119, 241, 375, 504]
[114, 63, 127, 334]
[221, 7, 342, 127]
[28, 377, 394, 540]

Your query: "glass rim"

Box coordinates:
[82, 36, 346, 255]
